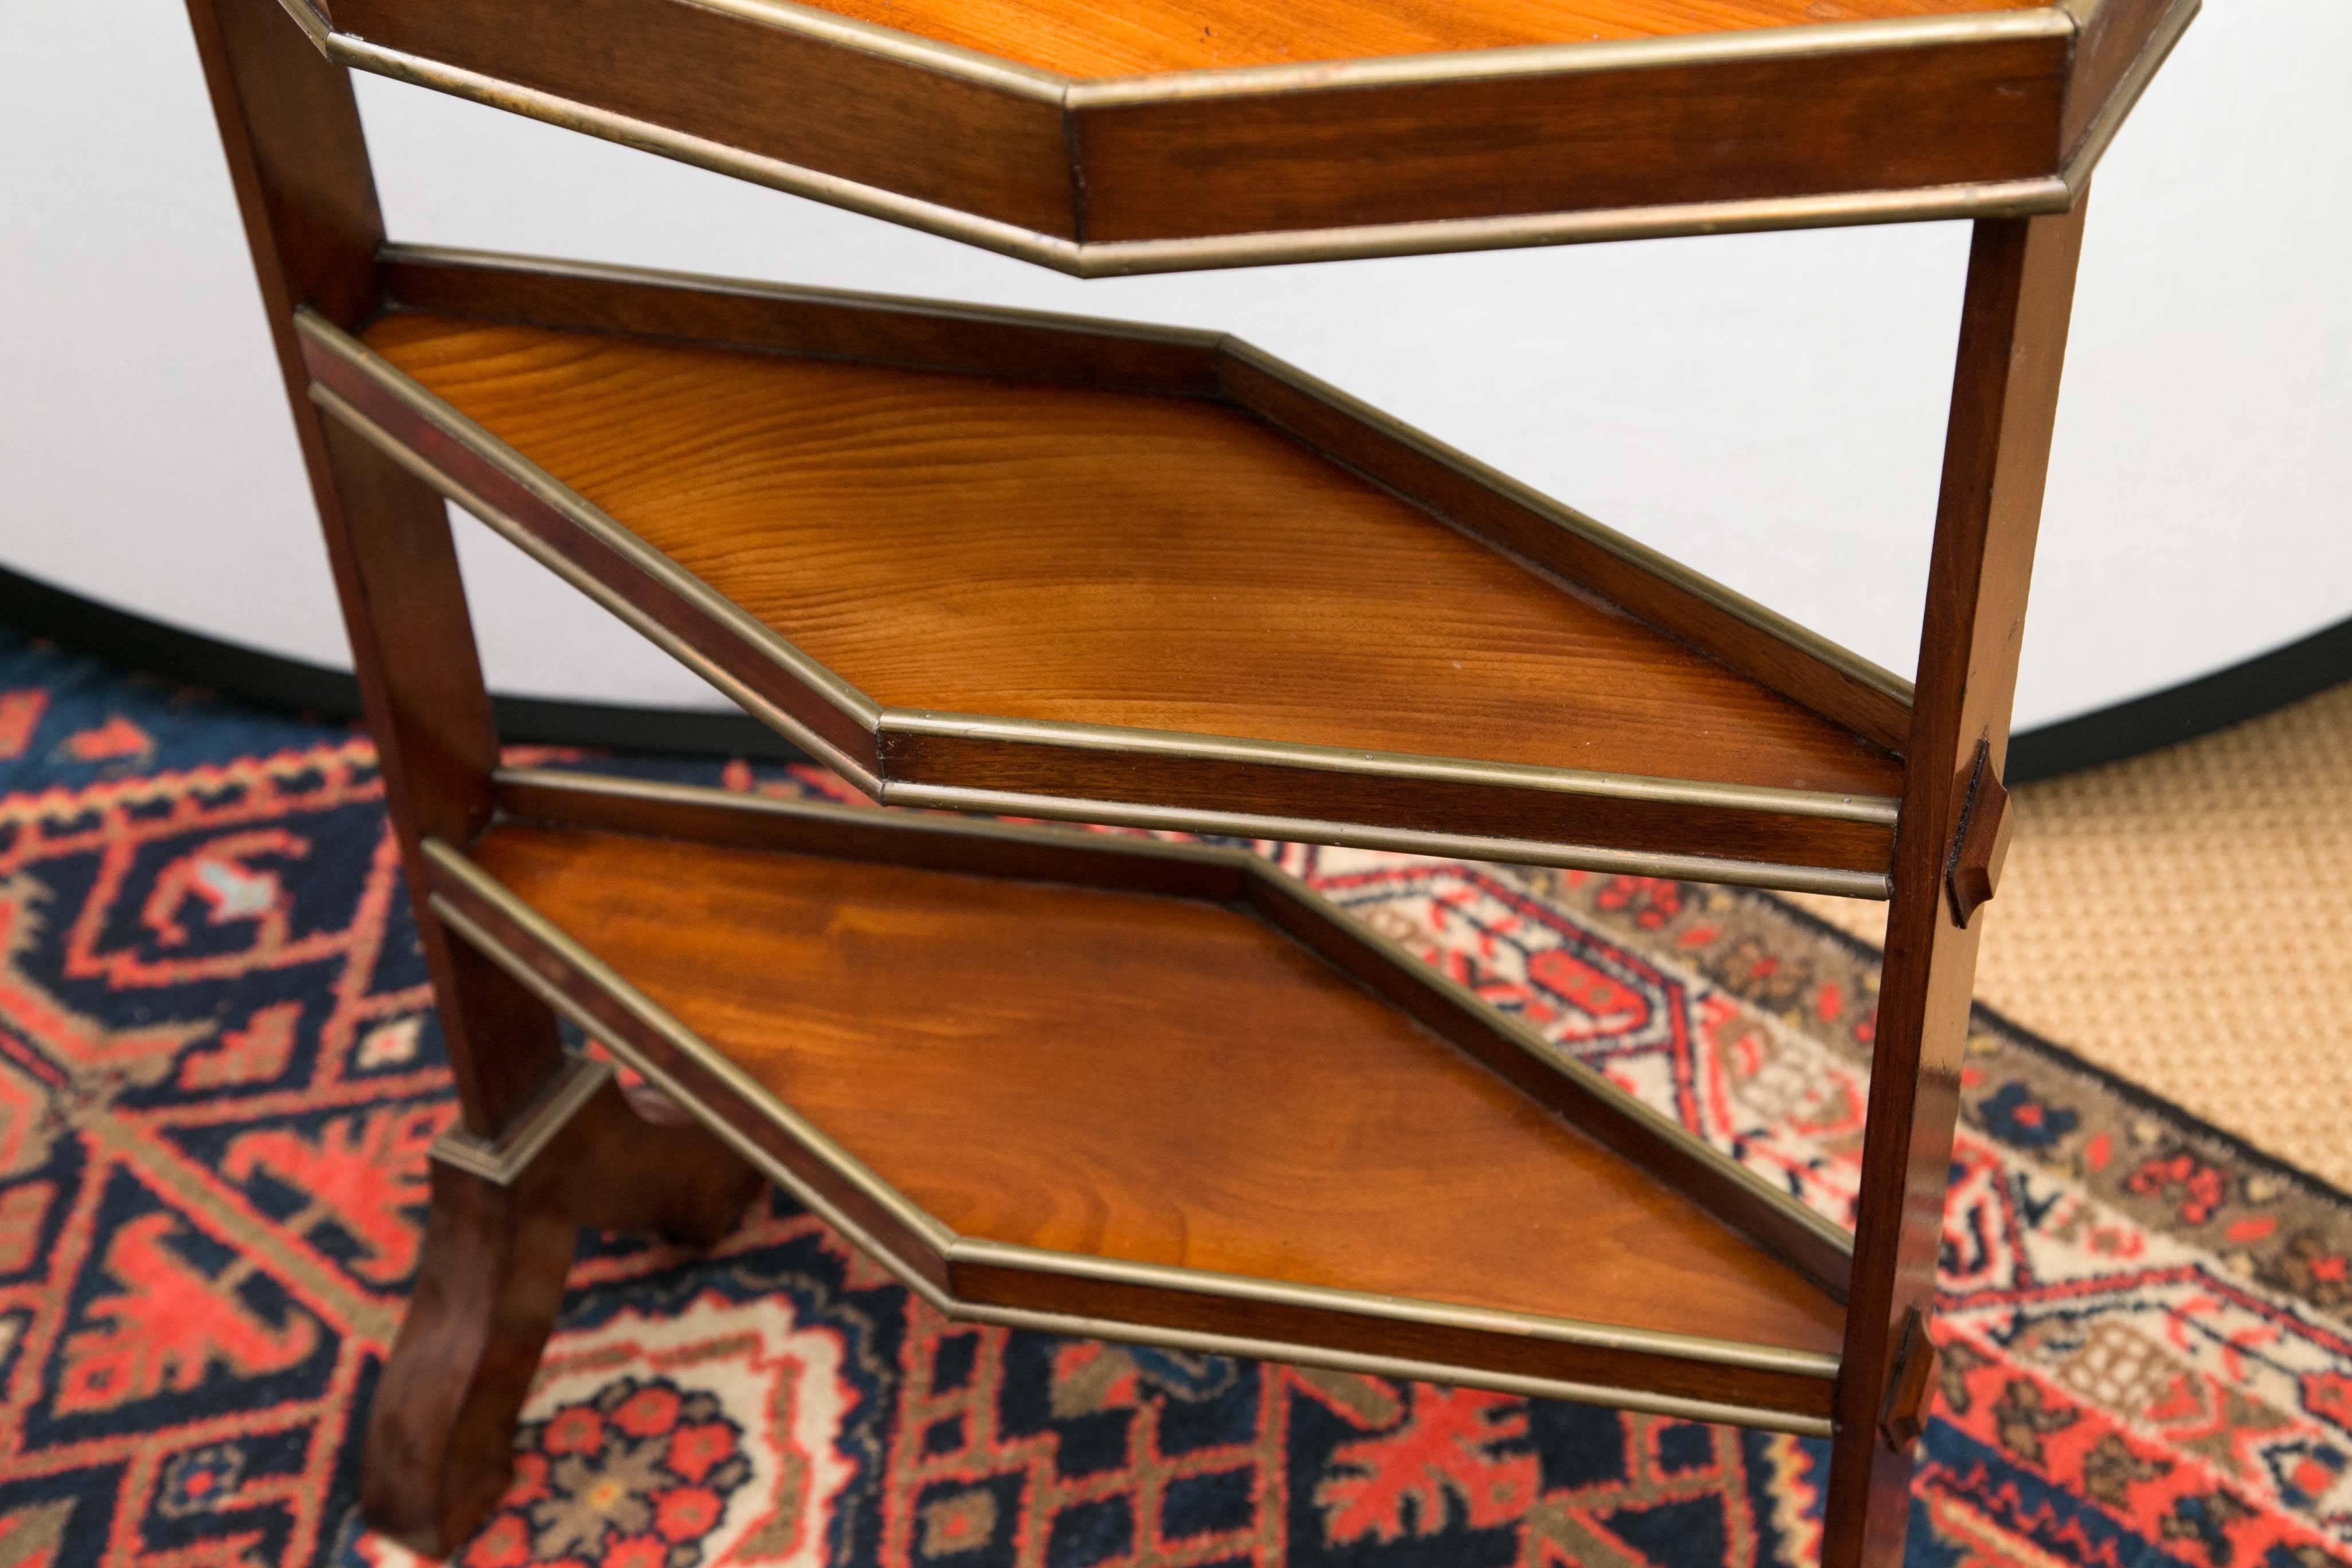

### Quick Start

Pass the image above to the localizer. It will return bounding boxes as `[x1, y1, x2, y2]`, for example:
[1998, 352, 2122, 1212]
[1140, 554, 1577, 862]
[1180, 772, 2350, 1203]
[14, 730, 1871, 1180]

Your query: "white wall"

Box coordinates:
[3, 0, 2346, 730]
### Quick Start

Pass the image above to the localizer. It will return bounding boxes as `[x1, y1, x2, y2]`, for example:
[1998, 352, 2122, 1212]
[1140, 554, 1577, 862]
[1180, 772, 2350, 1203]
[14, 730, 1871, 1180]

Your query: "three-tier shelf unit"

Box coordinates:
[186, 0, 2192, 1557]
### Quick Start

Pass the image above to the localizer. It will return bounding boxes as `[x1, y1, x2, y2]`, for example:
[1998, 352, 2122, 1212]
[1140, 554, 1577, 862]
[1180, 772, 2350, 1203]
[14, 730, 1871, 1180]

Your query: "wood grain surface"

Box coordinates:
[790, 0, 2039, 79]
[364, 314, 1900, 801]
[472, 822, 1848, 1356]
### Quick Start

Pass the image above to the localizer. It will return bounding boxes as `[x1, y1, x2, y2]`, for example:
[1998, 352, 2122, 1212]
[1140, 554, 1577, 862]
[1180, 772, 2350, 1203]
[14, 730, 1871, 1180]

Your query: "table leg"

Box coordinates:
[1822, 203, 2090, 1567]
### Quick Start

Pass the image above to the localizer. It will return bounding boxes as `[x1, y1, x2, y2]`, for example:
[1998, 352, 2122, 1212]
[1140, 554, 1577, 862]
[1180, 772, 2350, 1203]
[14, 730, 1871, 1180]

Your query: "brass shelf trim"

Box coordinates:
[430, 1052, 616, 1186]
[487, 763, 1863, 1288]
[297, 307, 1903, 896]
[370, 242, 1913, 735]
[271, 0, 2127, 276]
[491, 763, 1244, 870]
[446, 872, 1840, 1436]
[943, 1307, 1837, 1437]
[881, 712, 1902, 825]
[877, 782, 1898, 897]
[420, 787, 1845, 1432]
[1072, 182, 2075, 280]
[483, 766, 1859, 1287]
[946, 1239, 1841, 1378]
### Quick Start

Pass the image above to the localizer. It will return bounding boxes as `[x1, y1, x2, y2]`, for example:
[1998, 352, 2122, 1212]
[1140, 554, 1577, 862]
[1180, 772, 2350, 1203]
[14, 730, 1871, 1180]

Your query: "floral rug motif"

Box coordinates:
[0, 626, 2348, 1568]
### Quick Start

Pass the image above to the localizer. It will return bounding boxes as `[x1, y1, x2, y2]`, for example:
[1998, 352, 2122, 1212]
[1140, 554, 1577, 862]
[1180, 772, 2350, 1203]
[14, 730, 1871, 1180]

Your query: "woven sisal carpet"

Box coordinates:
[1, 625, 2347, 1567]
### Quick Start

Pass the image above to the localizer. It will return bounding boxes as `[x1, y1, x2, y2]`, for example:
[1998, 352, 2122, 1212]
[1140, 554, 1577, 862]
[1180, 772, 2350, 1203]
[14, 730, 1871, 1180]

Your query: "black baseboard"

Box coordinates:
[2002, 614, 2352, 783]
[3, 560, 2344, 783]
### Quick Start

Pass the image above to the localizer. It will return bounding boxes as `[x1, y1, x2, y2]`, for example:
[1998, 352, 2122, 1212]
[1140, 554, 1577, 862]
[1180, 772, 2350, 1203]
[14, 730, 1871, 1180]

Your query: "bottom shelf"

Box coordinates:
[426, 769, 1848, 1430]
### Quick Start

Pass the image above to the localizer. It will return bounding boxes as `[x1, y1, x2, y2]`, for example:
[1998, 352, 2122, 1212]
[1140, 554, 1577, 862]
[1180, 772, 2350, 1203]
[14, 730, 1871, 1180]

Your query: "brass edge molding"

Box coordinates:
[487, 764, 1250, 872]
[421, 845, 956, 1250]
[1065, 9, 2077, 106]
[951, 1236, 1840, 1379]
[304, 383, 886, 793]
[304, 332, 1889, 890]
[883, 712, 1901, 825]
[880, 781, 1898, 899]
[1218, 342, 1918, 712]
[480, 950, 1835, 1440]
[2056, 0, 2200, 185]
[300, 298, 1900, 846]
[268, 0, 333, 52]
[430, 1053, 616, 1186]
[1241, 863, 1857, 1272]
[369, 244, 1908, 735]
[425, 842, 1840, 1425]
[313, 36, 2071, 276]
[948, 1303, 1839, 1436]
[492, 766, 1857, 1283]
[325, 38, 1089, 271]
[1076, 179, 2075, 277]
[374, 242, 1228, 354]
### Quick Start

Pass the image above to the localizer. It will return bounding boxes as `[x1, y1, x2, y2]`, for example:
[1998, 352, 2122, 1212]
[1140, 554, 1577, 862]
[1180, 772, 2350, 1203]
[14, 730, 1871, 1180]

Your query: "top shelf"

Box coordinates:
[774, 0, 2043, 78]
[277, 0, 2195, 274]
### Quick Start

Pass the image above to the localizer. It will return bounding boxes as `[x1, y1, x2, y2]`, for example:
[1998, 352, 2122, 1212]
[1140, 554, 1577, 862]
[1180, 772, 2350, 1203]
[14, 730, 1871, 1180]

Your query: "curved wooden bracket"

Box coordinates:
[1877, 1308, 1939, 1452]
[1944, 740, 2014, 928]
[362, 1057, 762, 1556]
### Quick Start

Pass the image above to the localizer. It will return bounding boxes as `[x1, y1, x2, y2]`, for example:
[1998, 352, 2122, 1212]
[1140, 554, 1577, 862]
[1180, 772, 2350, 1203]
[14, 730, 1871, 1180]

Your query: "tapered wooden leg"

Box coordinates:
[366, 1057, 763, 1555]
[363, 1124, 579, 1555]
[1820, 205, 2090, 1567]
[183, 6, 763, 1545]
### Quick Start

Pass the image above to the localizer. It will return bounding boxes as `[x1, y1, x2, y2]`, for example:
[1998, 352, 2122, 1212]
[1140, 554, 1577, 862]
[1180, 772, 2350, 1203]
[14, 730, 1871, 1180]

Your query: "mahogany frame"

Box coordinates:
[185, 0, 2118, 1556]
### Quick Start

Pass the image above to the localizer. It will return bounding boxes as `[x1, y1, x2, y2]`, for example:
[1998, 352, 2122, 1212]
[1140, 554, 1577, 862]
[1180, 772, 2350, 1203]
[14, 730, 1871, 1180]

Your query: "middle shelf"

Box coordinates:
[300, 245, 1914, 896]
[426, 766, 1849, 1432]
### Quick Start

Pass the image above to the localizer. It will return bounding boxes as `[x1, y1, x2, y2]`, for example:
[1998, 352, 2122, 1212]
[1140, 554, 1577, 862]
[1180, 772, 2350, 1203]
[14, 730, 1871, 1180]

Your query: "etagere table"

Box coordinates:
[186, 0, 2192, 1557]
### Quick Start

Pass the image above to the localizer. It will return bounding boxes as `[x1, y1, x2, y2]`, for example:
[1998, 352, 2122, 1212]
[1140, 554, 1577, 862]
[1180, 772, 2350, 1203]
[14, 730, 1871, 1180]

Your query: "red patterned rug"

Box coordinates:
[1, 625, 2349, 1568]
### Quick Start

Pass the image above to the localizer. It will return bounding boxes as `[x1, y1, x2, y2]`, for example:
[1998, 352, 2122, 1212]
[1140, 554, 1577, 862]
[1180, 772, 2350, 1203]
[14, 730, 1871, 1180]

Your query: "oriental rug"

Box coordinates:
[0, 625, 2347, 1568]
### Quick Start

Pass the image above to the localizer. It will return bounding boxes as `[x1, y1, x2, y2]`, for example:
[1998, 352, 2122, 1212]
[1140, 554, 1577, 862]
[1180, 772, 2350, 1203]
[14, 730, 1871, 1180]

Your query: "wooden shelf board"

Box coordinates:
[785, 0, 2042, 81]
[292, 0, 2189, 269]
[359, 312, 1899, 818]
[456, 809, 1847, 1386]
